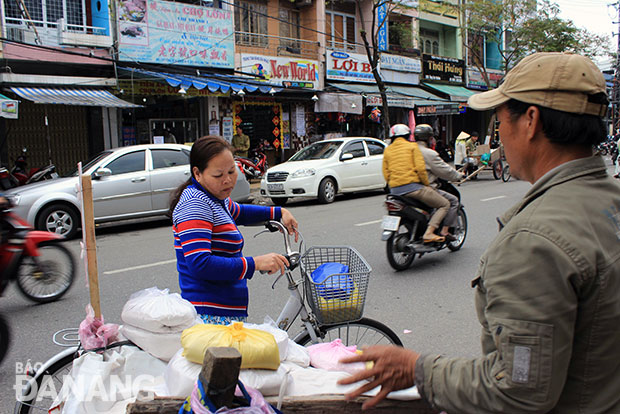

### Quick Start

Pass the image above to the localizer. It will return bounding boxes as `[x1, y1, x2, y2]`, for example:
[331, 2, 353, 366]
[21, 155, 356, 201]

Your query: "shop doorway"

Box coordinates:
[149, 118, 198, 144]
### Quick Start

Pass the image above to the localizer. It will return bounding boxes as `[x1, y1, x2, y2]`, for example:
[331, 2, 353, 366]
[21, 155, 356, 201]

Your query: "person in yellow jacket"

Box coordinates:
[382, 124, 449, 243]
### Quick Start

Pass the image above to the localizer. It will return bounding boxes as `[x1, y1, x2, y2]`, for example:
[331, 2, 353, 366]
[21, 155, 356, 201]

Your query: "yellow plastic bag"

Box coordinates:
[316, 286, 363, 324]
[181, 322, 280, 370]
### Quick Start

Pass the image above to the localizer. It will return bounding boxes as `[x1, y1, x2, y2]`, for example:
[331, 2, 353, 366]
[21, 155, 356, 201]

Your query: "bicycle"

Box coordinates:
[256, 220, 402, 347]
[16, 220, 402, 412]
[502, 163, 511, 182]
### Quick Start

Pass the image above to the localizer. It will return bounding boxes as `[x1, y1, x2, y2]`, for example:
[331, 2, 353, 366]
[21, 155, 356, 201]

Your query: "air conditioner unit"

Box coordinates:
[6, 27, 25, 42]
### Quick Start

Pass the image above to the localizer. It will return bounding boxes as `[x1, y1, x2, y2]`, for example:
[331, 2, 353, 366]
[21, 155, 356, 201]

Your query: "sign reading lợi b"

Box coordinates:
[240, 54, 319, 89]
[326, 50, 375, 83]
[116, 0, 234, 68]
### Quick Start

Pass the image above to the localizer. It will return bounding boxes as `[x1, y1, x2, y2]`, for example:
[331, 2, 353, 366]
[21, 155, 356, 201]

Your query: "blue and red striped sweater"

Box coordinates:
[172, 178, 281, 317]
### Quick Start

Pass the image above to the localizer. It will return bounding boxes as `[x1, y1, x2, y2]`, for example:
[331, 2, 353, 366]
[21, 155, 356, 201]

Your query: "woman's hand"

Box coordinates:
[254, 253, 290, 275]
[280, 208, 299, 242]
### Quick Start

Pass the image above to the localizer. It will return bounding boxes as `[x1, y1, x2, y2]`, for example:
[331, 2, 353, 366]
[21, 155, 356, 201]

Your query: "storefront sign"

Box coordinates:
[117, 0, 234, 68]
[117, 80, 228, 96]
[326, 50, 375, 83]
[295, 105, 306, 137]
[416, 104, 460, 116]
[377, 3, 388, 51]
[367, 95, 416, 108]
[380, 54, 422, 73]
[240, 54, 319, 89]
[222, 116, 233, 143]
[466, 68, 503, 90]
[0, 99, 18, 119]
[422, 54, 465, 84]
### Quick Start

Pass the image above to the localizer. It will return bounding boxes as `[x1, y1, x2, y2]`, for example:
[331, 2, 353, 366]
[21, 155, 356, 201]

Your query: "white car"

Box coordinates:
[260, 137, 387, 205]
[5, 144, 251, 239]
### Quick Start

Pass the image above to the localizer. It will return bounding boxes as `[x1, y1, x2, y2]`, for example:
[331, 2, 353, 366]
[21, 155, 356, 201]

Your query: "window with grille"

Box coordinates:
[234, 0, 268, 47]
[420, 28, 439, 55]
[4, 0, 85, 29]
[279, 7, 300, 51]
[326, 11, 355, 51]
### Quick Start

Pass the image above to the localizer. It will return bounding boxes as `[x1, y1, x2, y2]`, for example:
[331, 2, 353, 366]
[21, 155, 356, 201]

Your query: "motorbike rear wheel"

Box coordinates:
[16, 242, 75, 303]
[447, 207, 468, 252]
[386, 222, 416, 271]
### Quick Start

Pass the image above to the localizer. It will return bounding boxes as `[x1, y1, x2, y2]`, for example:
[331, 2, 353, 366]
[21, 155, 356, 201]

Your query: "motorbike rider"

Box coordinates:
[382, 124, 449, 243]
[414, 124, 465, 240]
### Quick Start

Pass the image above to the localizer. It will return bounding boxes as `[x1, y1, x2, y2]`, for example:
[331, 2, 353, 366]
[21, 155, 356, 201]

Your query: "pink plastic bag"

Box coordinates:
[307, 338, 366, 374]
[78, 304, 120, 350]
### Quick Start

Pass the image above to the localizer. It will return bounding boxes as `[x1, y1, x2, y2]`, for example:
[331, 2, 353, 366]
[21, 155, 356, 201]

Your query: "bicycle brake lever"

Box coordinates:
[253, 229, 271, 238]
[271, 272, 284, 289]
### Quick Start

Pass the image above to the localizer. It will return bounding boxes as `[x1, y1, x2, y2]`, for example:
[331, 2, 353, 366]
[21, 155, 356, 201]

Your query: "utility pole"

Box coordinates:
[612, 2, 620, 136]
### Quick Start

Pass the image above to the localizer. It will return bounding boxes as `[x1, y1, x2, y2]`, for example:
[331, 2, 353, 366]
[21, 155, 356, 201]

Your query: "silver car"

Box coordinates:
[4, 144, 251, 238]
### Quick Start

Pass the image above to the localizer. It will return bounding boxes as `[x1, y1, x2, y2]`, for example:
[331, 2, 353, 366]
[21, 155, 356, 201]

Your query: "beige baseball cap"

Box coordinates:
[468, 52, 608, 116]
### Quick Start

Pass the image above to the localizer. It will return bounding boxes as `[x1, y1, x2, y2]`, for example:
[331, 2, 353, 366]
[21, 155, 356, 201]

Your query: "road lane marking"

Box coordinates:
[103, 259, 176, 275]
[481, 196, 507, 202]
[355, 219, 382, 226]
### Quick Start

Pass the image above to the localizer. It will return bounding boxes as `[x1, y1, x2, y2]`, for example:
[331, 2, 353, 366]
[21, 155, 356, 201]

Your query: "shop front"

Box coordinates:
[420, 54, 478, 145]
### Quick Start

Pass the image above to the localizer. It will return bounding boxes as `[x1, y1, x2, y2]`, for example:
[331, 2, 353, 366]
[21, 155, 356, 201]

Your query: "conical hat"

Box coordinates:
[456, 131, 470, 140]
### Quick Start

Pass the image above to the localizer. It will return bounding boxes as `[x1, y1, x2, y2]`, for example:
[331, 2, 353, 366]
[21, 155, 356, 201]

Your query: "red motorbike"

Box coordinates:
[2, 148, 58, 190]
[0, 199, 75, 304]
[235, 142, 269, 180]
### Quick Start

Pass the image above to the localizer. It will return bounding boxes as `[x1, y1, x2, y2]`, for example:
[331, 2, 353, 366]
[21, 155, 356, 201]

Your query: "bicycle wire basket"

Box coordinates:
[300, 246, 371, 325]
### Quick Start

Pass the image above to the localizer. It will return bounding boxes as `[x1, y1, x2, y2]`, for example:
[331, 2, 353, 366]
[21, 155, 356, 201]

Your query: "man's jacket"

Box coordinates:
[417, 142, 462, 187]
[382, 137, 429, 188]
[415, 156, 620, 413]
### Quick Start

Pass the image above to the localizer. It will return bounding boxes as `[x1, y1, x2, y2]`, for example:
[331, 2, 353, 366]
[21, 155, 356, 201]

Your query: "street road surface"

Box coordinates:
[0, 173, 533, 411]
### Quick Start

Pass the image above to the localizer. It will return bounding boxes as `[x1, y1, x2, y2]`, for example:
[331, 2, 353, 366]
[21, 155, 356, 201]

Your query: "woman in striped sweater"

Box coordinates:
[169, 136, 298, 325]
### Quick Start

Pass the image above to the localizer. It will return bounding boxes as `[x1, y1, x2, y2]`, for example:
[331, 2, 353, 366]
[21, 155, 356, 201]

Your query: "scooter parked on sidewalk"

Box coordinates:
[0, 198, 75, 303]
[381, 180, 468, 270]
[235, 141, 268, 180]
[8, 148, 58, 188]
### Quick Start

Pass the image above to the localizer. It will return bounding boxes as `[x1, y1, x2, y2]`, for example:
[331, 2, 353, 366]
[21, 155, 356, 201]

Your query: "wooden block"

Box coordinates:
[199, 347, 242, 409]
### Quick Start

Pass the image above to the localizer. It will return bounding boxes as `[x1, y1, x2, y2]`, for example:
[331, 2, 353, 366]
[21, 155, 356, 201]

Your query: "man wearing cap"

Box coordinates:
[338, 52, 620, 413]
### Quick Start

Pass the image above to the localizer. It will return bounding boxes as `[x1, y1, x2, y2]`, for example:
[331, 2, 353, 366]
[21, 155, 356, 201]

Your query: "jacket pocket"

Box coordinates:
[490, 318, 554, 402]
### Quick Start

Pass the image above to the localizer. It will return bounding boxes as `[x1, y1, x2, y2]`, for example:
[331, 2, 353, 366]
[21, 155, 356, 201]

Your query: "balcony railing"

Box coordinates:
[235, 31, 319, 59]
[4, 17, 112, 48]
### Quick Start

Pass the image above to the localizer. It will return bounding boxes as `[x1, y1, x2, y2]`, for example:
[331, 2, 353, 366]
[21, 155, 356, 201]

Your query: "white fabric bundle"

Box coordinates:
[121, 287, 197, 333]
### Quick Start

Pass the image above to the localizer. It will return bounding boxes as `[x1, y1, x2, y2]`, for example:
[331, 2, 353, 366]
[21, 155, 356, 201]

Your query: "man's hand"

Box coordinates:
[337, 345, 419, 410]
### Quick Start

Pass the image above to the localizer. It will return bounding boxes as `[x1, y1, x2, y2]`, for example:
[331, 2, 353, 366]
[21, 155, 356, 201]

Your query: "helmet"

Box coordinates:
[389, 124, 411, 138]
[413, 124, 434, 142]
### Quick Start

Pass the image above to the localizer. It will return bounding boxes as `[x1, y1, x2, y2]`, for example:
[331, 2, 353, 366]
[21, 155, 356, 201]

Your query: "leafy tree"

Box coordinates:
[459, 0, 610, 89]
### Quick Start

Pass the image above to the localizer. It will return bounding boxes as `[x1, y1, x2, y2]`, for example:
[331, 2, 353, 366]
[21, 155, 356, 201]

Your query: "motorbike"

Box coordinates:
[0, 199, 75, 304]
[7, 148, 58, 188]
[381, 180, 468, 270]
[235, 142, 268, 180]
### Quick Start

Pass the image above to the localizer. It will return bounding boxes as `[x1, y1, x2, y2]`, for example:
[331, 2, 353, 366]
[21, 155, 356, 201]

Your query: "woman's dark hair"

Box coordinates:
[505, 98, 607, 147]
[168, 136, 233, 217]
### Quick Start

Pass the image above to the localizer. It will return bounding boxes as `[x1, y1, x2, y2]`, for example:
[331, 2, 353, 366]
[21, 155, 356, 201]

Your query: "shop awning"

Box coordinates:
[327, 83, 456, 108]
[121, 67, 284, 95]
[422, 83, 479, 102]
[10, 87, 141, 108]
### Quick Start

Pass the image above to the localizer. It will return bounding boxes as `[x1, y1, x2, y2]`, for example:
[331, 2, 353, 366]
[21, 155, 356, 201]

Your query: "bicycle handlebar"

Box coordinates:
[254, 220, 303, 279]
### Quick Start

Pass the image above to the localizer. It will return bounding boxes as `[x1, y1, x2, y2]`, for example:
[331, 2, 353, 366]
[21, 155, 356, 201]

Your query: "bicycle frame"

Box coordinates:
[257, 220, 322, 344]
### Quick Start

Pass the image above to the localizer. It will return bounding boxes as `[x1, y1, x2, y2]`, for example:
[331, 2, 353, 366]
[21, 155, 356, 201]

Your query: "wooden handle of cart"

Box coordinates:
[81, 174, 101, 319]
[457, 165, 486, 185]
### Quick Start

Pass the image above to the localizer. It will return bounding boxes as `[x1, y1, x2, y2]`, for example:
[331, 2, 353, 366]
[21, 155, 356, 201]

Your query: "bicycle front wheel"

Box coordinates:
[294, 317, 403, 347]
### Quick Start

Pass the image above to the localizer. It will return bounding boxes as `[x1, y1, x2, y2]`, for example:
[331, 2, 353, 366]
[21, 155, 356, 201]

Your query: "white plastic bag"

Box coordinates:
[165, 349, 289, 397]
[121, 287, 197, 333]
[54, 346, 167, 414]
[120, 324, 182, 362]
[283, 339, 310, 367]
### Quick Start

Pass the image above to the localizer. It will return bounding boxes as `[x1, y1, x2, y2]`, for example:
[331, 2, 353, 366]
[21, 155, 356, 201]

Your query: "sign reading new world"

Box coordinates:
[116, 0, 234, 68]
